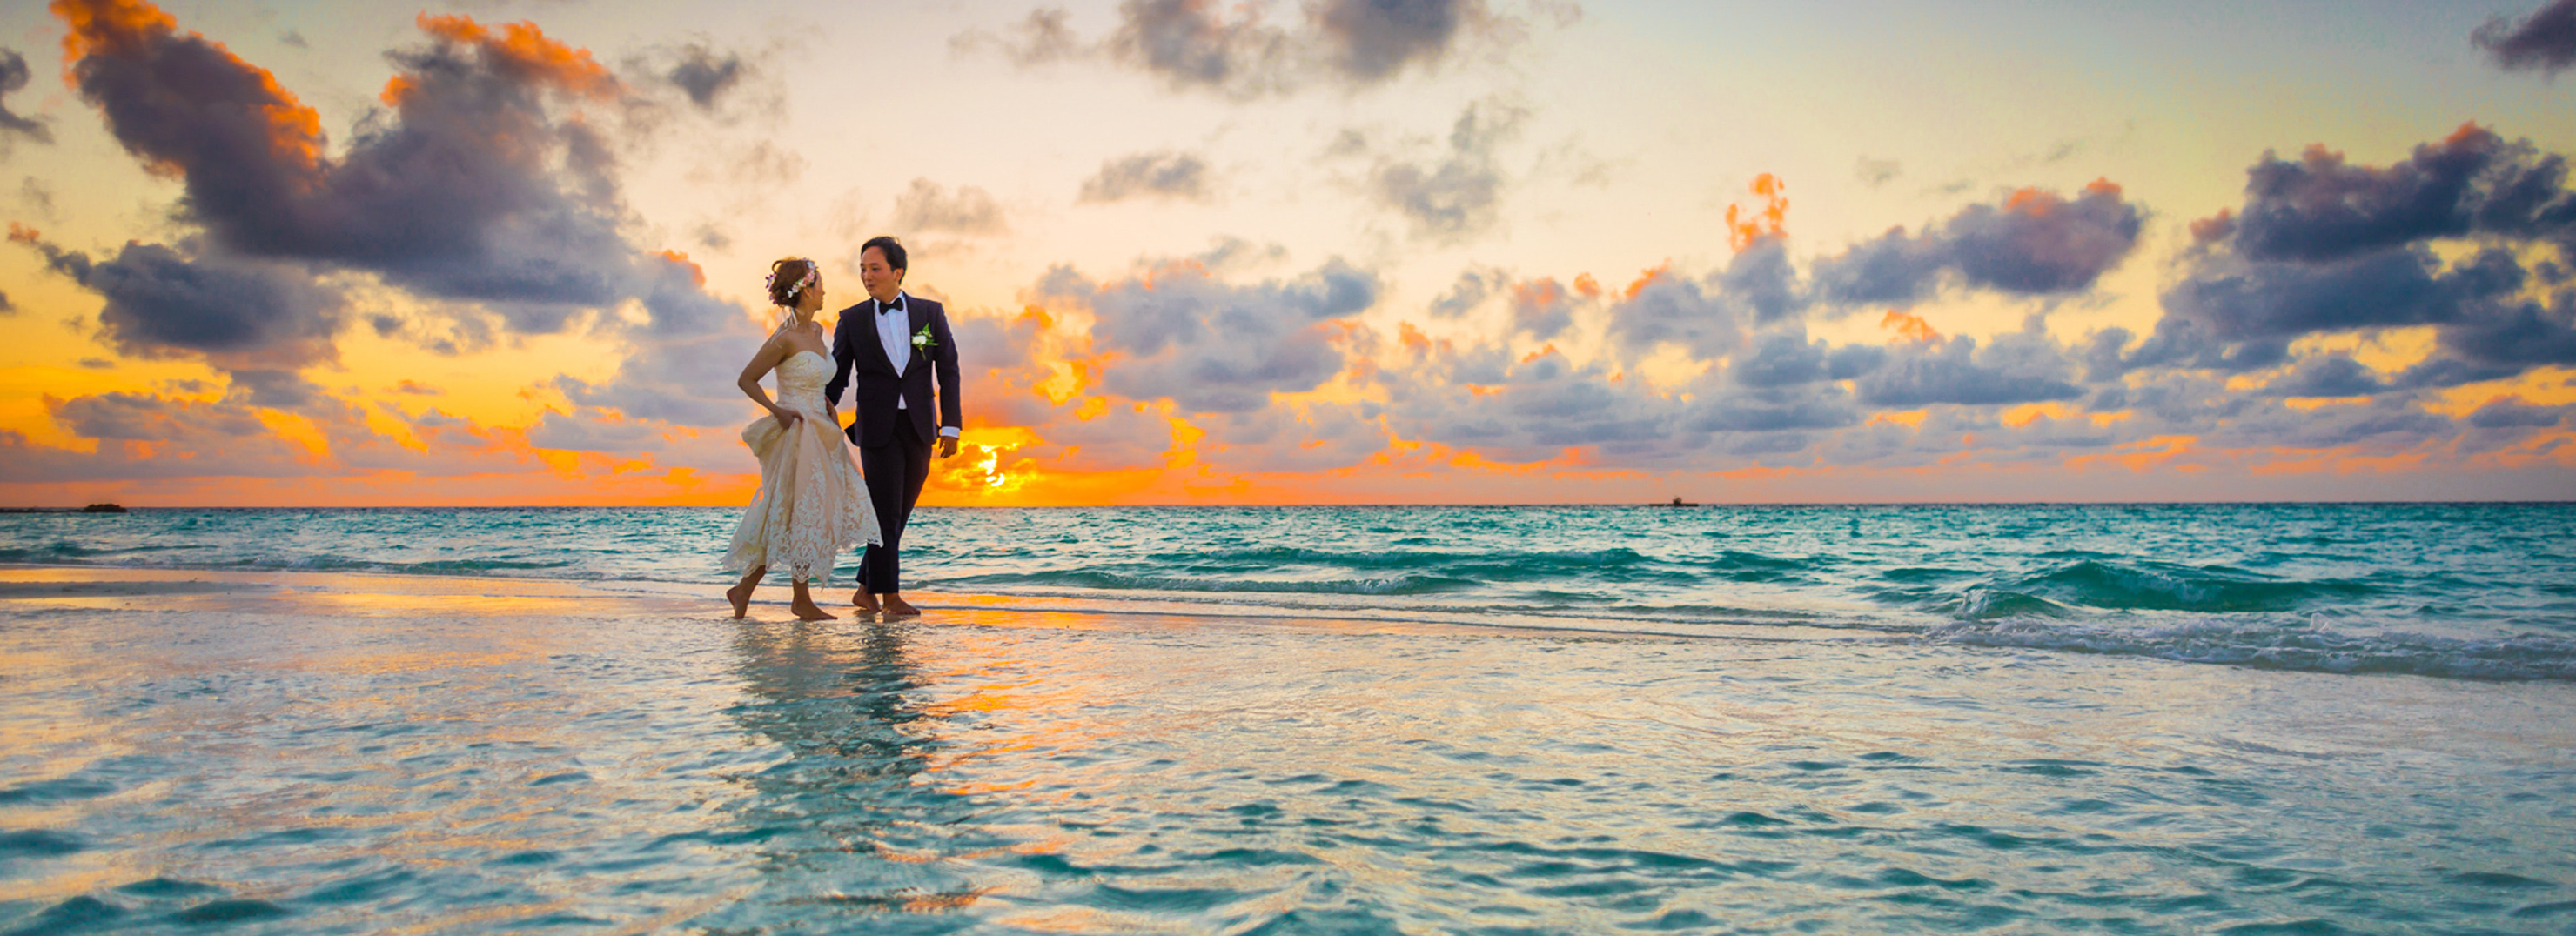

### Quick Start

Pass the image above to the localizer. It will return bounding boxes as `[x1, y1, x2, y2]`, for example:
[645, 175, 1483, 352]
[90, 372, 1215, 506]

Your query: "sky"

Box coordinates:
[0, 0, 2571, 506]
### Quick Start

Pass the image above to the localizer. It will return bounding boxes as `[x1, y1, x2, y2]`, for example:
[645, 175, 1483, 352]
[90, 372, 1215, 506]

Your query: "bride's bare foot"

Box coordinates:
[852, 591, 882, 613]
[790, 581, 835, 621]
[882, 595, 920, 618]
[728, 566, 766, 618]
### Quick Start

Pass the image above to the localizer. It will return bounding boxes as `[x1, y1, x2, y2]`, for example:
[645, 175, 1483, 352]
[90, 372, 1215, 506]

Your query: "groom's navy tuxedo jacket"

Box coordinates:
[824, 294, 961, 448]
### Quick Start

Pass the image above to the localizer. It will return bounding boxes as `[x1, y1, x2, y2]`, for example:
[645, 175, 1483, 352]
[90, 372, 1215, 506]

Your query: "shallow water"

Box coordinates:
[3, 503, 2572, 680]
[3, 572, 2573, 933]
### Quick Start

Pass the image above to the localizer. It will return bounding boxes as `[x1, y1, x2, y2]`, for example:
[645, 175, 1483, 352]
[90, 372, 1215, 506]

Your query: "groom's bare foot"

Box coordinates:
[852, 591, 882, 613]
[790, 598, 837, 621]
[725, 582, 755, 618]
[882, 595, 920, 618]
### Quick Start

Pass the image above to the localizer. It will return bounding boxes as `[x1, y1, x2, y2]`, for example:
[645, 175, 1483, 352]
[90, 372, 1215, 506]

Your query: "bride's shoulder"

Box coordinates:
[755, 328, 807, 358]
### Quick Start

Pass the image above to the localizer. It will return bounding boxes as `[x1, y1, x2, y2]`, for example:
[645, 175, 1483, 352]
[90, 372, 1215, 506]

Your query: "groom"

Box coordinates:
[823, 236, 960, 618]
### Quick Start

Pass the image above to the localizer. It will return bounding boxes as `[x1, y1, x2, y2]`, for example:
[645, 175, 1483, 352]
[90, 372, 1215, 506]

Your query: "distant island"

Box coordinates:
[0, 503, 128, 514]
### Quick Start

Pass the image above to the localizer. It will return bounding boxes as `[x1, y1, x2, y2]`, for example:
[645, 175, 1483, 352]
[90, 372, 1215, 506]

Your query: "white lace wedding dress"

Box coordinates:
[722, 349, 881, 584]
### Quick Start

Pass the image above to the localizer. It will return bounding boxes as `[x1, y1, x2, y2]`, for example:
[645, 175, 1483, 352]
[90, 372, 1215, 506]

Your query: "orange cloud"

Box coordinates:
[1398, 322, 1432, 354]
[2000, 402, 2078, 428]
[1881, 310, 1939, 344]
[2002, 187, 2058, 217]
[54, 0, 326, 181]
[413, 14, 620, 100]
[1163, 413, 1204, 469]
[2067, 435, 2201, 472]
[915, 412, 1258, 506]
[2483, 429, 2576, 469]
[254, 409, 332, 461]
[1513, 277, 1565, 309]
[657, 250, 706, 286]
[2189, 208, 2237, 245]
[1360, 436, 1585, 478]
[1725, 173, 1788, 251]
[2247, 447, 2432, 477]
[50, 0, 174, 64]
[0, 466, 761, 509]
[1621, 263, 1672, 300]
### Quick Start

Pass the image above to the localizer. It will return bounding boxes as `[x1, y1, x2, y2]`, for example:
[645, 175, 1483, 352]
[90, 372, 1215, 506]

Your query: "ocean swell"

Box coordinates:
[944, 569, 1484, 597]
[4, 504, 2570, 682]
[1966, 559, 2377, 614]
[1927, 616, 2576, 681]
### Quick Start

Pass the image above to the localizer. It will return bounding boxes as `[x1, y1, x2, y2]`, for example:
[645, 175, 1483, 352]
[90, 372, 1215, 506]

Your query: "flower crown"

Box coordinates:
[765, 261, 818, 305]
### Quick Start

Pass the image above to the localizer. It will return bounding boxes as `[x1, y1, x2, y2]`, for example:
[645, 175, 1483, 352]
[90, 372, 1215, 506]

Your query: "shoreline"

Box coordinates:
[5, 562, 2573, 933]
[9, 492, 2576, 685]
[3, 500, 2571, 511]
[0, 564, 1683, 642]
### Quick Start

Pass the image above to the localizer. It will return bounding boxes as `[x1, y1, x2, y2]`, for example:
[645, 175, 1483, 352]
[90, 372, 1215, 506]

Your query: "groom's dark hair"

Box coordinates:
[862, 236, 907, 272]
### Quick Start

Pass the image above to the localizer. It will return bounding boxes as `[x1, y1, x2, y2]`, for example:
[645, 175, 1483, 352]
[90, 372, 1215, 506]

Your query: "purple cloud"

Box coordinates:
[1812, 181, 2146, 307]
[2475, 0, 2576, 76]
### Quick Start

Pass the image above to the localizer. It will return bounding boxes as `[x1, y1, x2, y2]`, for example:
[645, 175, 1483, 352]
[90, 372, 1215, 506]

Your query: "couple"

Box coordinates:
[722, 237, 962, 621]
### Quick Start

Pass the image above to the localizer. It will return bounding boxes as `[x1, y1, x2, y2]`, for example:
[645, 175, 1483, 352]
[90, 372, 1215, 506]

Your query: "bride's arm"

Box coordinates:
[735, 334, 802, 425]
[820, 322, 844, 427]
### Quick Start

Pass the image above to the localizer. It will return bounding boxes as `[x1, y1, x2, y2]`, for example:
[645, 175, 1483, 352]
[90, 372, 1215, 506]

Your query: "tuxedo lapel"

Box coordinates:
[902, 300, 923, 369]
[840, 308, 875, 377]
[867, 298, 900, 375]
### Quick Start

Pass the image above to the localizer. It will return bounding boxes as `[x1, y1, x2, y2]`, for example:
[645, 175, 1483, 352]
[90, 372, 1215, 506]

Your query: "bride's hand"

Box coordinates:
[772, 406, 803, 425]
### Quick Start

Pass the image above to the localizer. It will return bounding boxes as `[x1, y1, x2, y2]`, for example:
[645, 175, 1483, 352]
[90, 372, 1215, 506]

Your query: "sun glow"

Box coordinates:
[929, 427, 1044, 499]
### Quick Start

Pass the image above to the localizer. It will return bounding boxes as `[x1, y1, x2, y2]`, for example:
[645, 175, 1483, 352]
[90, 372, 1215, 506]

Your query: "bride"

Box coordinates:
[723, 257, 882, 620]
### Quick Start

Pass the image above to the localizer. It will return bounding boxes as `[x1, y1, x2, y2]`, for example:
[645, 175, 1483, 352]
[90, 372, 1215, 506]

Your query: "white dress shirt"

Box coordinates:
[873, 292, 912, 381]
[870, 291, 960, 438]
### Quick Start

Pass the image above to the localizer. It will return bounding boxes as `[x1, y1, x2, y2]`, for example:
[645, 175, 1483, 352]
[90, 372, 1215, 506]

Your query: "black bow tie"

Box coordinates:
[878, 298, 903, 315]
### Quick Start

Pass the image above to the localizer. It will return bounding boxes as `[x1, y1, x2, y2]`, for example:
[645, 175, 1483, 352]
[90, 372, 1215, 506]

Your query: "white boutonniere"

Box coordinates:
[911, 324, 937, 351]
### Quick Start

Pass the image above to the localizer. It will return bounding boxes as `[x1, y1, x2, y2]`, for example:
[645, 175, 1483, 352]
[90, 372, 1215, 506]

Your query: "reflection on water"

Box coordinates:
[12, 504, 2575, 681]
[0, 599, 776, 933]
[2, 573, 2573, 934]
[704, 621, 1004, 929]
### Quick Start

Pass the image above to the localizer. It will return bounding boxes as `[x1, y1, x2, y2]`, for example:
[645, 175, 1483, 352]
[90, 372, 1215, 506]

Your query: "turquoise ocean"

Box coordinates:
[3, 504, 2574, 933]
[4, 504, 2573, 679]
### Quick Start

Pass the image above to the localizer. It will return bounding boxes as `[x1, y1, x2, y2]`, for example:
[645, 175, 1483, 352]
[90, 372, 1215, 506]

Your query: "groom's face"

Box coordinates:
[859, 248, 903, 303]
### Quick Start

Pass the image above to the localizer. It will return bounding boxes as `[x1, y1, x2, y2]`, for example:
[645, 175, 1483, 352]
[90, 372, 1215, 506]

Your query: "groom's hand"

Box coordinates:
[937, 437, 959, 459]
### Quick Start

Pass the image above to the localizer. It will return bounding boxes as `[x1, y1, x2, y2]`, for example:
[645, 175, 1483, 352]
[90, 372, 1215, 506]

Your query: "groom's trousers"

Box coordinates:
[856, 418, 932, 594]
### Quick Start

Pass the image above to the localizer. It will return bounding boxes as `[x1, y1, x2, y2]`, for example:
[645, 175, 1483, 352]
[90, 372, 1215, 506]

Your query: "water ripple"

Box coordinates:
[4, 504, 2573, 680]
[3, 595, 2569, 933]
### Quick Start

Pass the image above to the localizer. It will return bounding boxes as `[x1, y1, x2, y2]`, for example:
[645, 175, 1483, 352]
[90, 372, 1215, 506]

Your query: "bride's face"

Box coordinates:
[796, 281, 826, 317]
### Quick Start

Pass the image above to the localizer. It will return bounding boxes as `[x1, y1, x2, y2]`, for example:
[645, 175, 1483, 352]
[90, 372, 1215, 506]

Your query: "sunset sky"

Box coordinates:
[1, 0, 2571, 505]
